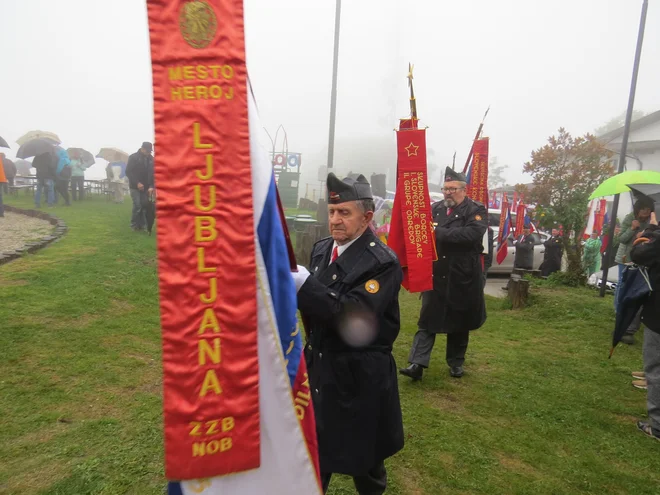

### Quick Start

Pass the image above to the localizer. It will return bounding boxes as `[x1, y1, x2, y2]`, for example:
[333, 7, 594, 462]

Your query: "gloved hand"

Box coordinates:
[291, 265, 310, 293]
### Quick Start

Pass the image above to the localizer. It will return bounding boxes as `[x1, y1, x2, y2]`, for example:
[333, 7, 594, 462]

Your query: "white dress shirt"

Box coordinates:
[329, 234, 362, 266]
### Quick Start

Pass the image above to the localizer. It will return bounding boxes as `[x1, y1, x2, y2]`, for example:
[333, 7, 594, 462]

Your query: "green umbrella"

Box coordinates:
[589, 170, 660, 200]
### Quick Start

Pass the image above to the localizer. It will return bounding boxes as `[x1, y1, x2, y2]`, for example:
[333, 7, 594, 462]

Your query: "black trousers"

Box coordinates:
[71, 176, 85, 200]
[322, 462, 387, 495]
[55, 178, 70, 205]
[409, 329, 471, 368]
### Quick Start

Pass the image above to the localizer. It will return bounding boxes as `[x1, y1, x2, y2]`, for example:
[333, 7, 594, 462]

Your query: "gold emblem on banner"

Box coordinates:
[189, 479, 211, 493]
[365, 280, 380, 294]
[179, 1, 218, 49]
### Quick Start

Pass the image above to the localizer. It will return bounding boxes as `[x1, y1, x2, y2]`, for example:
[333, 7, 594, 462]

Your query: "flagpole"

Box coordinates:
[599, 0, 648, 298]
[462, 106, 490, 174]
[326, 0, 342, 171]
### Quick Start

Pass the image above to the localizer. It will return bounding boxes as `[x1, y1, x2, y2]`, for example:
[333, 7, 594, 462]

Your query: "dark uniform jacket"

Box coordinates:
[298, 229, 404, 475]
[630, 225, 660, 334]
[125, 150, 154, 190]
[418, 198, 488, 334]
[541, 235, 563, 276]
[513, 234, 535, 270]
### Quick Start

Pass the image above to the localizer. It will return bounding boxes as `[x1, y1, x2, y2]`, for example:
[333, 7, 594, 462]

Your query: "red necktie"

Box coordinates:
[331, 246, 339, 263]
[447, 208, 453, 216]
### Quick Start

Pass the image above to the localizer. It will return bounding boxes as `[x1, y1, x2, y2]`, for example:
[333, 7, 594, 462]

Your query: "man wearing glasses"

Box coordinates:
[400, 167, 488, 380]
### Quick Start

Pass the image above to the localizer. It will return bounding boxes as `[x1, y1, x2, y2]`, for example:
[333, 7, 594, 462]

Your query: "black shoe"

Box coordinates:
[621, 334, 635, 345]
[399, 364, 423, 381]
[450, 366, 464, 378]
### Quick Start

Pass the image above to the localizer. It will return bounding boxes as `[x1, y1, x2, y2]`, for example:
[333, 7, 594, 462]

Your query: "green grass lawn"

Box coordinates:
[1, 195, 658, 494]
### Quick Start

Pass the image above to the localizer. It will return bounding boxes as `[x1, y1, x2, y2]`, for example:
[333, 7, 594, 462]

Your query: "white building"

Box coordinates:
[598, 109, 660, 218]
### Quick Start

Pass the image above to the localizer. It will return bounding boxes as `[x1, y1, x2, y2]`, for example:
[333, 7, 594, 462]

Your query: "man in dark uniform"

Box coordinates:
[292, 173, 404, 495]
[400, 167, 488, 380]
[513, 225, 535, 270]
[540, 228, 563, 277]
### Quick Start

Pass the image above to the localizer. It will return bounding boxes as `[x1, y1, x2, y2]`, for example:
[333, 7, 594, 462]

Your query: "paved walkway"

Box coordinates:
[485, 274, 508, 299]
[0, 211, 54, 253]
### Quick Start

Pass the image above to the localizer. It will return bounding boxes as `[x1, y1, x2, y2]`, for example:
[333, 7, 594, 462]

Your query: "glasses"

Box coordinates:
[441, 187, 464, 194]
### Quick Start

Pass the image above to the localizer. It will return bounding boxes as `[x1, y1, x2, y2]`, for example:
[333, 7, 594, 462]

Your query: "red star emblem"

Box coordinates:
[405, 142, 419, 157]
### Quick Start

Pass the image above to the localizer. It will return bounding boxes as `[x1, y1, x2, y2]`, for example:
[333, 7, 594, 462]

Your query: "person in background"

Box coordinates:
[106, 161, 127, 203]
[540, 228, 563, 277]
[3, 155, 16, 190]
[125, 142, 154, 231]
[583, 230, 602, 276]
[400, 167, 488, 380]
[33, 151, 56, 208]
[70, 151, 89, 201]
[630, 211, 660, 441]
[0, 153, 7, 217]
[615, 199, 653, 345]
[513, 225, 535, 270]
[54, 147, 71, 206]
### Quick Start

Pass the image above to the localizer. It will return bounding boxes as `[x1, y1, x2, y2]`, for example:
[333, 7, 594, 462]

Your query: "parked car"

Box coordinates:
[587, 268, 618, 292]
[487, 227, 549, 274]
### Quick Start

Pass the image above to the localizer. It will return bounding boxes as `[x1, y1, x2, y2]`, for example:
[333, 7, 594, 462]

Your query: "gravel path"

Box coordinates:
[0, 212, 54, 252]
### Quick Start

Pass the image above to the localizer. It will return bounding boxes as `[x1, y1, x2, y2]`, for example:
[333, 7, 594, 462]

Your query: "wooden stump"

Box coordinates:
[509, 276, 530, 309]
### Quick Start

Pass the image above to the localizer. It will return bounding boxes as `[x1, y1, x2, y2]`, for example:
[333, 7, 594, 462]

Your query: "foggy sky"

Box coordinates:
[1, 0, 659, 191]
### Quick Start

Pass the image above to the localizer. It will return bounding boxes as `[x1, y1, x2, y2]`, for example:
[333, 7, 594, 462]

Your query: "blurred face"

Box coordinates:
[552, 228, 559, 236]
[638, 207, 651, 221]
[442, 181, 467, 208]
[523, 228, 531, 236]
[328, 201, 373, 245]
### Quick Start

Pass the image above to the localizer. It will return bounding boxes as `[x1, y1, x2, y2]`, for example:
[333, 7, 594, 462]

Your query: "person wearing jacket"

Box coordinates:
[0, 153, 7, 217]
[630, 211, 660, 441]
[3, 156, 16, 189]
[541, 228, 563, 277]
[400, 167, 488, 380]
[615, 199, 653, 344]
[513, 225, 535, 270]
[54, 148, 71, 206]
[292, 173, 404, 494]
[32, 151, 56, 208]
[70, 151, 89, 201]
[125, 142, 154, 231]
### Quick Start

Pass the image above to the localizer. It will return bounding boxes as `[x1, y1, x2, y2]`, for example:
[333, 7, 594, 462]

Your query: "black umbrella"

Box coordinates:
[610, 264, 652, 357]
[16, 138, 56, 159]
[628, 183, 660, 213]
[145, 191, 156, 235]
[67, 148, 95, 166]
[0, 136, 9, 148]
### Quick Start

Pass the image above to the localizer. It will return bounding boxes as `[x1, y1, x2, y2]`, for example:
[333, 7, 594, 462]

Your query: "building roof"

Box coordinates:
[598, 109, 660, 143]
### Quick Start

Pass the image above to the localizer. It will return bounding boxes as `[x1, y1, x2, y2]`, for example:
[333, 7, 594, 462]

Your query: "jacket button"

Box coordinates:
[332, 274, 337, 280]
[319, 352, 322, 358]
[370, 242, 376, 246]
[315, 388, 319, 394]
[307, 344, 312, 350]
[442, 256, 446, 259]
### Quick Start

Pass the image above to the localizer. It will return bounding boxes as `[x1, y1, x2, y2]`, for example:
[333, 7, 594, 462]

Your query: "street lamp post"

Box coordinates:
[599, 0, 648, 298]
[327, 0, 341, 171]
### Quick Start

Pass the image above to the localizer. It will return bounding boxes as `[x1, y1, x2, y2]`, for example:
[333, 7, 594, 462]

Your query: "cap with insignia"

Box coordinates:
[444, 166, 467, 183]
[327, 173, 373, 204]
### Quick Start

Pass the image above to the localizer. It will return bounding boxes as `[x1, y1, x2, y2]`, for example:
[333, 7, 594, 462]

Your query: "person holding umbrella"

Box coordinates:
[0, 153, 7, 217]
[68, 149, 93, 201]
[629, 211, 659, 441]
[125, 142, 154, 231]
[32, 151, 56, 208]
[54, 147, 72, 206]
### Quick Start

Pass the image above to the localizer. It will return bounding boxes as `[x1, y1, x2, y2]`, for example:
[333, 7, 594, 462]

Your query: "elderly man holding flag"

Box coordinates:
[400, 167, 488, 380]
[292, 173, 405, 495]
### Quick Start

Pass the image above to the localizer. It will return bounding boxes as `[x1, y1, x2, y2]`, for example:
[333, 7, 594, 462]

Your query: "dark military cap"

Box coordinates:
[444, 166, 467, 183]
[327, 172, 373, 204]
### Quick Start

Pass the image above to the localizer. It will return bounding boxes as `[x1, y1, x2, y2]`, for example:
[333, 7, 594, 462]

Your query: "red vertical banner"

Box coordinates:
[515, 204, 526, 236]
[466, 138, 489, 206]
[388, 129, 437, 292]
[147, 0, 260, 480]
